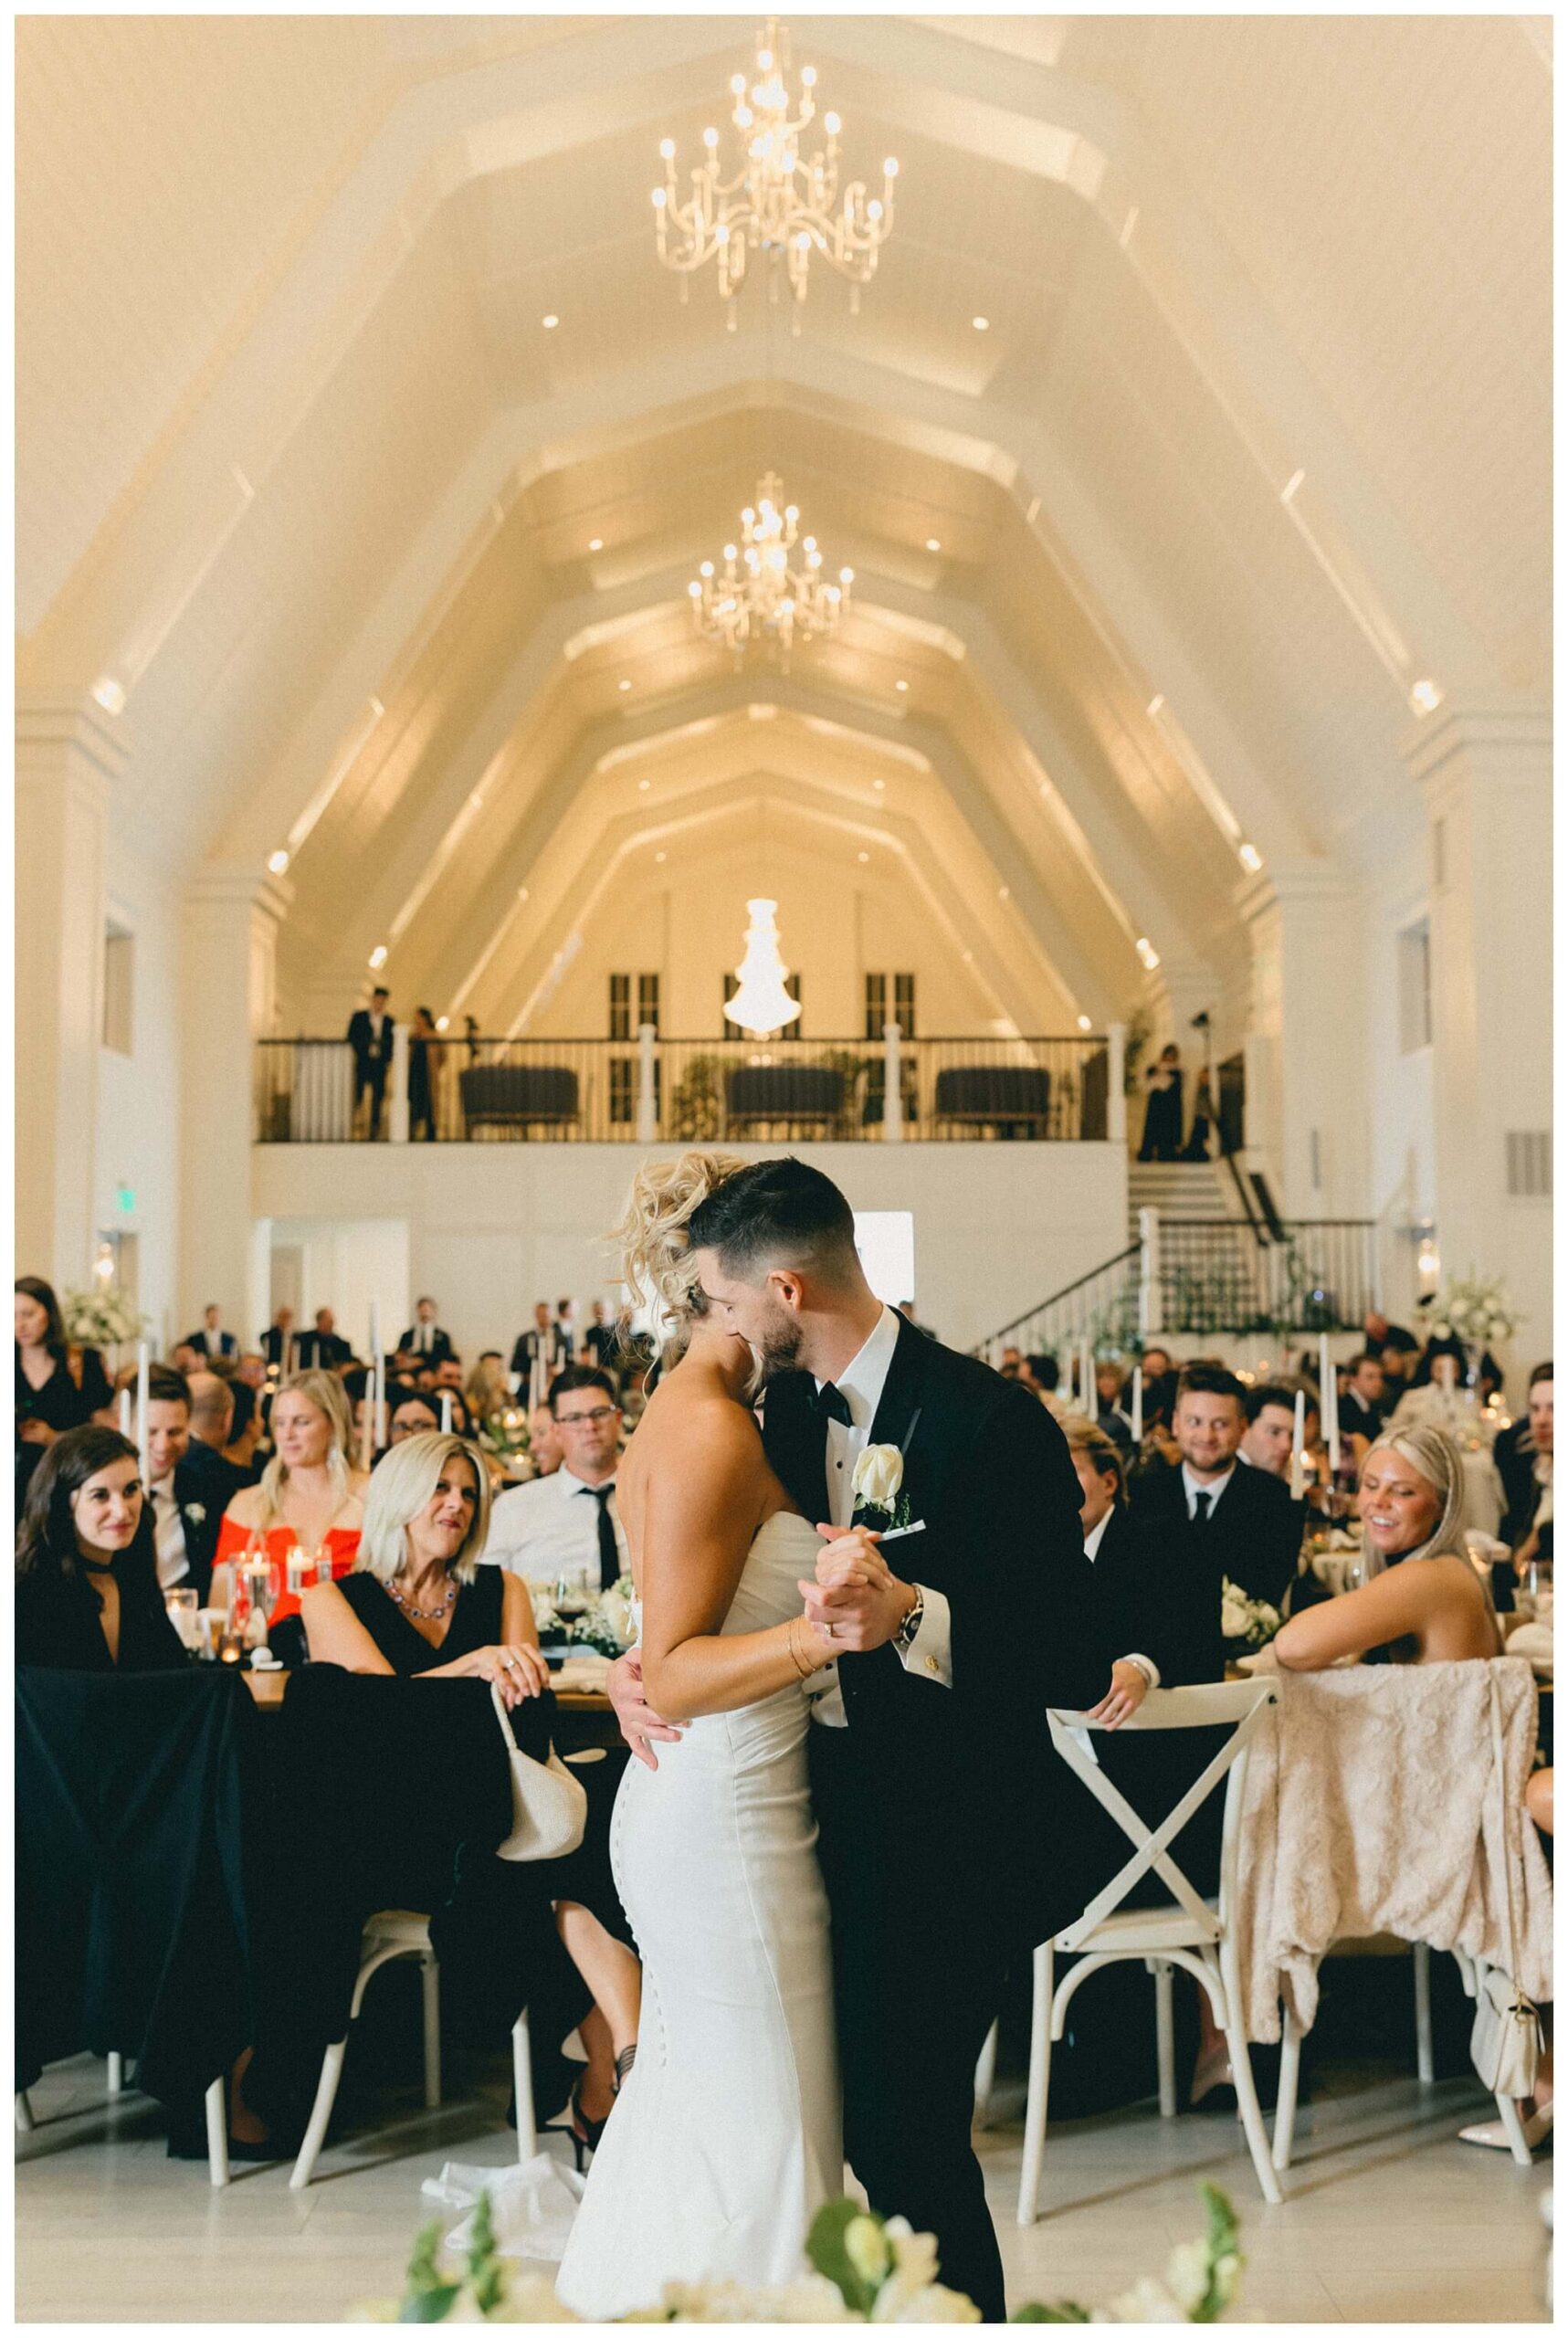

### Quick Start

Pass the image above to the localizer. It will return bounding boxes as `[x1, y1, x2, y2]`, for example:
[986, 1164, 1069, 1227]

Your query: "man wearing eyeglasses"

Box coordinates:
[481, 1365, 626, 1594]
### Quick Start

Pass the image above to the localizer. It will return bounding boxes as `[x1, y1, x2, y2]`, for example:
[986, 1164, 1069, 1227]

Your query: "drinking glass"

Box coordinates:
[286, 1546, 311, 1599]
[243, 1555, 279, 1627]
[163, 1586, 200, 1651]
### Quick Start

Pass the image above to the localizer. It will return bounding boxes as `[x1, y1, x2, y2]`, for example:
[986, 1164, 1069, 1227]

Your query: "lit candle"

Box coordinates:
[118, 1385, 132, 1439]
[284, 1333, 295, 1379]
[135, 1341, 150, 1484]
[440, 1391, 454, 1435]
[1082, 1338, 1094, 1412]
[1290, 1388, 1306, 1500]
[1131, 1366, 1142, 1444]
[1321, 1333, 1341, 1475]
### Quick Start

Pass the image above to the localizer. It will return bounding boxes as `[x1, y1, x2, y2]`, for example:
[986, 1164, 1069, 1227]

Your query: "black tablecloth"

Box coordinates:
[16, 1664, 260, 2105]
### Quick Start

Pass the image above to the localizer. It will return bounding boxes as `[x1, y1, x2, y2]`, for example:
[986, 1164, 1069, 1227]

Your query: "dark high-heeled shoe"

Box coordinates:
[547, 2044, 638, 2171]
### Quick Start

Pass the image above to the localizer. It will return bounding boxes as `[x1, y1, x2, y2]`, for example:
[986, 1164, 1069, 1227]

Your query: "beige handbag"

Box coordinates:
[489, 1683, 588, 1862]
[1469, 1670, 1541, 2100]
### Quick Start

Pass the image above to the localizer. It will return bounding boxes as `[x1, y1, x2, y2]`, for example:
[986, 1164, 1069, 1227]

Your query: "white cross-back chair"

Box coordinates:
[975, 1678, 1283, 2224]
[289, 1909, 534, 2189]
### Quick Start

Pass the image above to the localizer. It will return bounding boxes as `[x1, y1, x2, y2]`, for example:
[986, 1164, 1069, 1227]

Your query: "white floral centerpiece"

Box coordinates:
[531, 1577, 637, 1659]
[59, 1288, 144, 1350]
[363, 2186, 1245, 2324]
[1427, 1276, 1520, 1352]
[1220, 1578, 1281, 1649]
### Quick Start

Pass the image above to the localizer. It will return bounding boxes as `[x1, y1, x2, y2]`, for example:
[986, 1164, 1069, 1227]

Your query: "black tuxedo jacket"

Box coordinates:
[296, 1331, 352, 1371]
[510, 1326, 572, 1377]
[261, 1326, 292, 1366]
[762, 1315, 1102, 1777]
[346, 1011, 395, 1074]
[1130, 1455, 1301, 1615]
[1089, 1500, 1224, 1689]
[142, 1459, 227, 1604]
[398, 1324, 455, 1365]
[187, 1330, 237, 1360]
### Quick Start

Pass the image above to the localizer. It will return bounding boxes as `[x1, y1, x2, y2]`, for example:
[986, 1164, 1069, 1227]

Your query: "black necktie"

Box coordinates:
[1191, 1490, 1213, 1526]
[811, 1381, 852, 1428]
[592, 1485, 620, 1590]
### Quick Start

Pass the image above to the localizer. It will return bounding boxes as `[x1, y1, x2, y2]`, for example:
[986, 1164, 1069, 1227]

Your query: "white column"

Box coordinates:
[881, 1022, 904, 1142]
[636, 1023, 658, 1143]
[1107, 1023, 1128, 1149]
[1137, 1206, 1162, 1335]
[1404, 700, 1552, 1372]
[15, 695, 123, 1288]
[388, 1024, 410, 1143]
[1237, 861, 1366, 1219]
[180, 864, 292, 1337]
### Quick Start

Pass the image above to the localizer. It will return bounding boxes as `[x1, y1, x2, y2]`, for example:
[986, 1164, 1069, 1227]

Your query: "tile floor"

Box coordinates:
[15, 2051, 1551, 2323]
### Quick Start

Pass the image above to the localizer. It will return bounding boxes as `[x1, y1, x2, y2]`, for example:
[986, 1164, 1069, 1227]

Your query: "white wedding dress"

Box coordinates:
[555, 1509, 841, 2319]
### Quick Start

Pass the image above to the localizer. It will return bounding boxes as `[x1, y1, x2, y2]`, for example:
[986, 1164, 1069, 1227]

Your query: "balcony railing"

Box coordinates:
[254, 1029, 1122, 1145]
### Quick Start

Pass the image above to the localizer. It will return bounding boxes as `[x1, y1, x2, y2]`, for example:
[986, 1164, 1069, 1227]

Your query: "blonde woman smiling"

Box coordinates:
[1273, 1424, 1499, 1670]
[216, 1370, 367, 1621]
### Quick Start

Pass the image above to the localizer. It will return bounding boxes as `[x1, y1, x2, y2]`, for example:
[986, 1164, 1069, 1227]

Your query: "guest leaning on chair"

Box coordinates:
[16, 1427, 186, 1670]
[214, 1369, 367, 1628]
[1272, 1424, 1500, 1671]
[300, 1433, 642, 2161]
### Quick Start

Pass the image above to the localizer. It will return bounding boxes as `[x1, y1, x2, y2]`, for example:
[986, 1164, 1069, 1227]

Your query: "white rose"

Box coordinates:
[1163, 2238, 1212, 2316]
[879, 2286, 980, 2324]
[851, 1444, 903, 1512]
[1095, 2275, 1187, 2322]
[599, 1587, 633, 1647]
[1220, 1592, 1251, 1642]
[184, 1501, 205, 1522]
[846, 2215, 894, 2289]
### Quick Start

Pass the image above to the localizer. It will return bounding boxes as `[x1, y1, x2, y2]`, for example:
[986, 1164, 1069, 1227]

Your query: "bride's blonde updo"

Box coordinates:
[614, 1151, 751, 1346]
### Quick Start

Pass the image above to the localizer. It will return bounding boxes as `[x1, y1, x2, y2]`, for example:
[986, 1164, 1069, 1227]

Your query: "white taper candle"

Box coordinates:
[440, 1391, 454, 1435]
[135, 1342, 151, 1483]
[1321, 1333, 1341, 1473]
[1131, 1366, 1142, 1443]
[1290, 1388, 1306, 1500]
[118, 1385, 132, 1439]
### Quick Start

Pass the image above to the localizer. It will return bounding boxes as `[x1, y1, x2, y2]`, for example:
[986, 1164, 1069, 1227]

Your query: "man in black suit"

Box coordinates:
[582, 1299, 621, 1373]
[1336, 1352, 1389, 1449]
[184, 1372, 254, 1505]
[662, 1158, 1100, 2322]
[510, 1301, 569, 1383]
[139, 1365, 226, 1603]
[185, 1303, 238, 1361]
[398, 1295, 454, 1365]
[1497, 1360, 1553, 1547]
[1131, 1364, 1303, 1620]
[346, 985, 395, 1139]
[297, 1307, 352, 1371]
[261, 1307, 296, 1370]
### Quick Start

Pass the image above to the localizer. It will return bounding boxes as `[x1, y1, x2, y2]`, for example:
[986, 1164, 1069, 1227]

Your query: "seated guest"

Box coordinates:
[1273, 1427, 1499, 1669]
[1131, 1364, 1302, 1614]
[302, 1433, 641, 2155]
[139, 1364, 224, 1602]
[185, 1303, 237, 1361]
[1121, 1343, 1173, 1406]
[1336, 1351, 1389, 1452]
[16, 1426, 184, 1670]
[184, 1371, 250, 1506]
[1497, 1362, 1553, 1550]
[236, 1351, 268, 1394]
[433, 1353, 470, 1415]
[296, 1308, 352, 1372]
[465, 1351, 511, 1428]
[1065, 1416, 1220, 1712]
[16, 1275, 114, 1450]
[487, 1369, 625, 1587]
[511, 1300, 566, 1383]
[1093, 1360, 1134, 1450]
[223, 1379, 264, 1480]
[529, 1400, 565, 1477]
[1391, 1339, 1476, 1437]
[398, 1295, 453, 1364]
[1240, 1383, 1299, 1478]
[389, 1390, 443, 1444]
[554, 1298, 578, 1362]
[1363, 1306, 1418, 1361]
[215, 1370, 367, 1625]
[999, 1344, 1025, 1379]
[260, 1307, 296, 1370]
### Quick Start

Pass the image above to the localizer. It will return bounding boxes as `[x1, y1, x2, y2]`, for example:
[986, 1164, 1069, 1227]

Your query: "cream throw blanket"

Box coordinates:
[1232, 1659, 1552, 2041]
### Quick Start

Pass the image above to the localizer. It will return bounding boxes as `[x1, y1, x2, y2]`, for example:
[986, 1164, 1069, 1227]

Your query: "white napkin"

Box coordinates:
[423, 2150, 585, 2262]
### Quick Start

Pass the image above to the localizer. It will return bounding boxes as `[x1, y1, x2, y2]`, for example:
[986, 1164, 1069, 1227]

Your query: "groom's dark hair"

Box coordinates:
[687, 1157, 859, 1285]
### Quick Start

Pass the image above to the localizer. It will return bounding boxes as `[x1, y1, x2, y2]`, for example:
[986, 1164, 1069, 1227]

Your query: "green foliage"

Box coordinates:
[805, 2198, 886, 2315]
[668, 1054, 723, 1142]
[1191, 2185, 1243, 2324]
[395, 2222, 462, 2323]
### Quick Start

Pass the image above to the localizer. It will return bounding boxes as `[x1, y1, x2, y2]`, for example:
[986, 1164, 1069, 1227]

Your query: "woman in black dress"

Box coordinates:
[16, 1426, 184, 1671]
[302, 1432, 639, 2157]
[408, 1005, 439, 1141]
[16, 1277, 115, 1517]
[1137, 1044, 1185, 1162]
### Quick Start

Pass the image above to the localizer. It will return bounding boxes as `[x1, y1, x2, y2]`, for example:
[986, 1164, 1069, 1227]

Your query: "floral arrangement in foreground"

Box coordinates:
[1220, 1578, 1281, 1648]
[531, 1576, 637, 1659]
[59, 1287, 145, 1349]
[367, 2185, 1243, 2324]
[1426, 1275, 1520, 1351]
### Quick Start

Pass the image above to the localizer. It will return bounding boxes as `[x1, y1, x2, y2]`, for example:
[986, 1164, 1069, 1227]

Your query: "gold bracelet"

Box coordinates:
[786, 1618, 815, 1680]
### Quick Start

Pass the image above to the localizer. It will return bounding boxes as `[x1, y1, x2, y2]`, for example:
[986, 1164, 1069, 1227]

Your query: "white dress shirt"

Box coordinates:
[150, 1477, 189, 1589]
[483, 1464, 627, 1595]
[809, 1303, 952, 1728]
[1182, 1460, 1237, 1520]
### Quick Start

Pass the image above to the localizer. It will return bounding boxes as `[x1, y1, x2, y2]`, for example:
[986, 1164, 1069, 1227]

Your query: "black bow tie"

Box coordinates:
[811, 1381, 853, 1429]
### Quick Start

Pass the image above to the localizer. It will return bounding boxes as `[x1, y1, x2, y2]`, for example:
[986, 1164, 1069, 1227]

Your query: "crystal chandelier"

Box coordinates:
[726, 900, 802, 1037]
[689, 471, 853, 667]
[652, 17, 898, 328]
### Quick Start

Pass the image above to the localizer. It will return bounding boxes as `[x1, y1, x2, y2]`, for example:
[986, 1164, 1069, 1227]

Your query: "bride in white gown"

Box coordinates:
[556, 1157, 842, 2320]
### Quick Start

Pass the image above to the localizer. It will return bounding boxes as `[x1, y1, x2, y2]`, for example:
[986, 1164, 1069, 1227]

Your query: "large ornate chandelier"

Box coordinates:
[689, 472, 853, 666]
[726, 900, 802, 1037]
[652, 17, 898, 327]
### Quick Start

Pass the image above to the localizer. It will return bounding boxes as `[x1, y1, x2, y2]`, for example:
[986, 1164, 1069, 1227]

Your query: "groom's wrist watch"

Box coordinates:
[893, 1583, 924, 1651]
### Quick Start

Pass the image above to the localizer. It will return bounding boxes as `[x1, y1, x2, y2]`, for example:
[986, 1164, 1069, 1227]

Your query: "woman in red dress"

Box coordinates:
[215, 1371, 368, 1625]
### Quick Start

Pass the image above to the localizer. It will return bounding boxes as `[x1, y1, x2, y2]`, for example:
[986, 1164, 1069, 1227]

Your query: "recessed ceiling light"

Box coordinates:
[618, 679, 632, 692]
[1409, 679, 1442, 714]
[1146, 693, 1164, 717]
[972, 316, 989, 332]
[267, 849, 289, 875]
[1077, 1014, 1093, 1032]
[436, 1016, 449, 1033]
[1280, 469, 1305, 503]
[542, 314, 560, 330]
[998, 884, 1009, 900]
[895, 679, 909, 693]
[872, 778, 885, 792]
[588, 537, 603, 552]
[91, 675, 126, 715]
[1238, 840, 1263, 872]
[637, 778, 650, 792]
[925, 538, 942, 553]
[962, 949, 974, 964]
[517, 887, 530, 902]
[368, 945, 388, 970]
[858, 850, 869, 863]
[655, 850, 667, 863]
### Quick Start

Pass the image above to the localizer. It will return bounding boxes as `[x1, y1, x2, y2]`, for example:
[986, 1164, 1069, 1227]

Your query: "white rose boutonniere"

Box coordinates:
[183, 1501, 206, 1524]
[850, 1444, 912, 1531]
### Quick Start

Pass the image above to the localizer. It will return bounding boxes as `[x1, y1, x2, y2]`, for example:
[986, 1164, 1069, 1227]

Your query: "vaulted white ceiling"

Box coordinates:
[17, 13, 1550, 1029]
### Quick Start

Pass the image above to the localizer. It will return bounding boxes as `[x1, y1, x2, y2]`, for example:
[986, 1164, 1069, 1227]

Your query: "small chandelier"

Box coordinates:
[726, 900, 802, 1037]
[689, 471, 852, 667]
[652, 16, 898, 329]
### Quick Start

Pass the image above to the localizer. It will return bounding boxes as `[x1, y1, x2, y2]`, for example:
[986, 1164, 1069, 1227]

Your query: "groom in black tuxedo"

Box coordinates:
[680, 1158, 1102, 2322]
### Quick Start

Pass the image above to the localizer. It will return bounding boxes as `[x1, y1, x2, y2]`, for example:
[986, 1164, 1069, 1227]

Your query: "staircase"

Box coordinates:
[1126, 1159, 1231, 1244]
